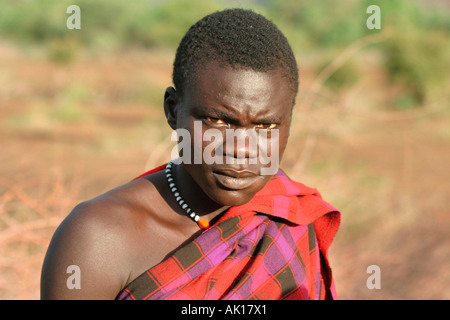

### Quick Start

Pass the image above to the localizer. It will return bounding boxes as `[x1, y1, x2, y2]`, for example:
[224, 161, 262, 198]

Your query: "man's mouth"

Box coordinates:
[212, 168, 261, 190]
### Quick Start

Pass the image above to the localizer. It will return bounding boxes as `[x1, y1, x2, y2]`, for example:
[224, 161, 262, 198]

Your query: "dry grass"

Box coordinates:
[0, 42, 448, 299]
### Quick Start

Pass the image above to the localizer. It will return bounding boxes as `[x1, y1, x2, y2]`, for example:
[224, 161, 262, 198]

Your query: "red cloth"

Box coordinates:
[118, 164, 340, 300]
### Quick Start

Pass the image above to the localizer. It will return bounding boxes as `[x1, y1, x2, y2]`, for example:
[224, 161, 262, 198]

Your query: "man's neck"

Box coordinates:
[172, 162, 230, 223]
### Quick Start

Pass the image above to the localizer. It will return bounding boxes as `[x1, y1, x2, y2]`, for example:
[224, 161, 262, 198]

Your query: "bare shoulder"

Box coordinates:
[68, 178, 157, 237]
[41, 177, 161, 299]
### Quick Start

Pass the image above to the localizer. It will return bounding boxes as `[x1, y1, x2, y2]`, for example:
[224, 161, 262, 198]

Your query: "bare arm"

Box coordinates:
[40, 199, 132, 299]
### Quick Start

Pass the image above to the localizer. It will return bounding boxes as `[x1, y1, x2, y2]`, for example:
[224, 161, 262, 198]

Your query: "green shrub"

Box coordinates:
[384, 28, 449, 106]
[0, 0, 448, 108]
[323, 60, 361, 91]
[368, 0, 450, 106]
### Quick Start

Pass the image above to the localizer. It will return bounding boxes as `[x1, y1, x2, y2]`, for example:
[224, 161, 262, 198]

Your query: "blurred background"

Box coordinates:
[0, 0, 448, 299]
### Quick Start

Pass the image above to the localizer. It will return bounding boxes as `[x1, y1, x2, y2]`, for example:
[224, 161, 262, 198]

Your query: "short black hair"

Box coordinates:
[172, 8, 299, 100]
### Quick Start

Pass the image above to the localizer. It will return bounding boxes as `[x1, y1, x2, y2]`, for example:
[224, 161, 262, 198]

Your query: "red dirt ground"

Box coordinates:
[0, 44, 448, 299]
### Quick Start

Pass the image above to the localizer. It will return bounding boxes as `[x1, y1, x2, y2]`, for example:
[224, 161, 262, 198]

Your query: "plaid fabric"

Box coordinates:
[116, 165, 340, 300]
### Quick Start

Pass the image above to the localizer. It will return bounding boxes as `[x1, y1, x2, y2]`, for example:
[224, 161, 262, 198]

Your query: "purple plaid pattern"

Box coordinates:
[116, 169, 340, 300]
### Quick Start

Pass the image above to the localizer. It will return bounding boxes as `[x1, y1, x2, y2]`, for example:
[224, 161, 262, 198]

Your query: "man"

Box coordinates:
[41, 8, 340, 300]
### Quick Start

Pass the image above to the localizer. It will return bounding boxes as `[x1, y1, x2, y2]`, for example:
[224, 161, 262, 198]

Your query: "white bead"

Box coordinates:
[164, 160, 207, 228]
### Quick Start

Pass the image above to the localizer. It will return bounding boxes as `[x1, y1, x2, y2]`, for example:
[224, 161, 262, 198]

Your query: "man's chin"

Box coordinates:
[205, 185, 264, 207]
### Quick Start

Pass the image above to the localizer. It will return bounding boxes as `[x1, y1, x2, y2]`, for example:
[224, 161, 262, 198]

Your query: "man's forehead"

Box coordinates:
[184, 61, 294, 108]
[196, 60, 278, 83]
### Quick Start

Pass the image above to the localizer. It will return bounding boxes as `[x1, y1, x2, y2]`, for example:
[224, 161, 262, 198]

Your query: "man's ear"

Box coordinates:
[164, 87, 179, 130]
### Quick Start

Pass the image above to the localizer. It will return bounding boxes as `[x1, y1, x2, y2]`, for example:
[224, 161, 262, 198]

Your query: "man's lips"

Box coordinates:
[213, 167, 259, 178]
[212, 168, 261, 190]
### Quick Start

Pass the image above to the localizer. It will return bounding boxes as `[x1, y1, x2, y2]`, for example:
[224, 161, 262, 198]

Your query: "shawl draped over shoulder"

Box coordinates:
[116, 164, 340, 300]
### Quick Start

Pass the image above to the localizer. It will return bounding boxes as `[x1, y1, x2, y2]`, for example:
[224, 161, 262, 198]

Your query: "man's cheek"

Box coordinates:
[259, 129, 280, 176]
[202, 128, 224, 165]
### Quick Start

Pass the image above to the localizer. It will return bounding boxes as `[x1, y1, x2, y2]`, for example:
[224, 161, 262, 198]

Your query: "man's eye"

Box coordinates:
[256, 123, 277, 130]
[203, 117, 227, 126]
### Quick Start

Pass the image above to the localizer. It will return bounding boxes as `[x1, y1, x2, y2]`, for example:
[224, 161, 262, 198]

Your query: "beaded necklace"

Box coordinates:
[165, 160, 210, 230]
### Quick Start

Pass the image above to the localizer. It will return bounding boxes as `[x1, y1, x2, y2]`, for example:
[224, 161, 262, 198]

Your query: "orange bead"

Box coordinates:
[198, 219, 210, 230]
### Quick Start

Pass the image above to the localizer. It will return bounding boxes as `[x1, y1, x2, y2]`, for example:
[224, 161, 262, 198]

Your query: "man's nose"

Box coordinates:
[223, 128, 258, 160]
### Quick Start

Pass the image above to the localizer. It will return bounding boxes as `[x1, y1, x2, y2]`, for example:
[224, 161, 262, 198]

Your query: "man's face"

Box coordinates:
[167, 61, 295, 206]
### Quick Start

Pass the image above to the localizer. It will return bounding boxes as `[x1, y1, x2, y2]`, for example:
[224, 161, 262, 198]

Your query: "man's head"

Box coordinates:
[172, 8, 299, 101]
[164, 9, 298, 207]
